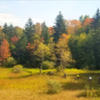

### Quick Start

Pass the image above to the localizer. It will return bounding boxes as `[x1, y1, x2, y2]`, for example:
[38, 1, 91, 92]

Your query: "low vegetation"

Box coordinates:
[47, 79, 61, 94]
[0, 68, 100, 100]
[12, 65, 23, 73]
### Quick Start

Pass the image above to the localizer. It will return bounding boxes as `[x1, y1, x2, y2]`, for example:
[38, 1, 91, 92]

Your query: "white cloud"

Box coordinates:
[0, 13, 25, 28]
[0, 13, 44, 28]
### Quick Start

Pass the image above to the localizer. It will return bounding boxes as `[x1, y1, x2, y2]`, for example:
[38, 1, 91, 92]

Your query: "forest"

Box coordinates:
[0, 8, 100, 72]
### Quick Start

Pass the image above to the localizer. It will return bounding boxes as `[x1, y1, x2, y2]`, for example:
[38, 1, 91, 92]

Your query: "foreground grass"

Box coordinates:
[0, 68, 100, 100]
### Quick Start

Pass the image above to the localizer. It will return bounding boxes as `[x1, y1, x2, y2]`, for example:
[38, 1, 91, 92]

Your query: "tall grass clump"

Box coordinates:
[47, 79, 61, 94]
[79, 83, 100, 98]
[12, 65, 23, 73]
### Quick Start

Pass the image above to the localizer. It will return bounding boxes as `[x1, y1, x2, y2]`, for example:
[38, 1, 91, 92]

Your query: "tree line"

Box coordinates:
[0, 8, 100, 71]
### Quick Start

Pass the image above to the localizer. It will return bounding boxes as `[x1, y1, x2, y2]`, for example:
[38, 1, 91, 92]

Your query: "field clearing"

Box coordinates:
[0, 68, 100, 100]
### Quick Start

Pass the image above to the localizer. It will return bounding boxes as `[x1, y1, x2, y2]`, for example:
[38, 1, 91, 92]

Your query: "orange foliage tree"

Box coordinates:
[65, 20, 81, 34]
[26, 43, 36, 53]
[57, 33, 70, 49]
[48, 27, 55, 35]
[0, 39, 11, 65]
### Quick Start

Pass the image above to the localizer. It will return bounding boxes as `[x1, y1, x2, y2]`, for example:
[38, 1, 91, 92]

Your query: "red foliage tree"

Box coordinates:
[11, 36, 18, 44]
[83, 18, 94, 27]
[0, 39, 11, 65]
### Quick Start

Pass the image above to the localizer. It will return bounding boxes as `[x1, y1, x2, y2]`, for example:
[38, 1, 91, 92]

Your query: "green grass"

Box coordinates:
[0, 68, 100, 100]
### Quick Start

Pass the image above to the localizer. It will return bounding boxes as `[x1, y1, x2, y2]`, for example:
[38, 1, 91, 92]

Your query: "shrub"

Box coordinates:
[43, 61, 54, 70]
[79, 84, 100, 98]
[95, 89, 100, 97]
[56, 66, 62, 72]
[5, 57, 17, 67]
[47, 80, 61, 94]
[12, 65, 23, 73]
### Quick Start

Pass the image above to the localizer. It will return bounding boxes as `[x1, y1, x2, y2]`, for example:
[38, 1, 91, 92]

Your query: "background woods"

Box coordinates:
[0, 9, 100, 71]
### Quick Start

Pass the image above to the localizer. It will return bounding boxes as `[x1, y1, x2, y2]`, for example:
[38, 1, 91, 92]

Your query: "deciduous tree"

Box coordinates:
[11, 36, 19, 45]
[0, 39, 11, 66]
[34, 43, 50, 74]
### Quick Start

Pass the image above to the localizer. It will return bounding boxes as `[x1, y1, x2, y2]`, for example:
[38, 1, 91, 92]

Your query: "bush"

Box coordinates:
[47, 80, 61, 94]
[12, 65, 23, 73]
[5, 57, 17, 67]
[79, 84, 100, 98]
[56, 66, 62, 72]
[43, 61, 54, 70]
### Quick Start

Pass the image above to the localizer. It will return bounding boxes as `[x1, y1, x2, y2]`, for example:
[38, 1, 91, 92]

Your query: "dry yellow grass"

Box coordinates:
[0, 89, 100, 100]
[0, 68, 100, 100]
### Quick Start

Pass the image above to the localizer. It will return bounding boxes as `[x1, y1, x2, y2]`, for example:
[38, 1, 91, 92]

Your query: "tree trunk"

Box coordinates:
[63, 63, 66, 74]
[39, 57, 44, 74]
[33, 55, 35, 68]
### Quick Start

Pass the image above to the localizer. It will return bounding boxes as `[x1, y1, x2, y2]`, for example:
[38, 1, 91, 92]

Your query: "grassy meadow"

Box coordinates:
[0, 68, 100, 100]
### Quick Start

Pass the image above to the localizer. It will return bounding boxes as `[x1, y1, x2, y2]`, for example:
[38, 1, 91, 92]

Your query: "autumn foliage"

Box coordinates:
[26, 43, 36, 51]
[59, 33, 70, 44]
[34, 23, 41, 35]
[83, 18, 94, 27]
[48, 27, 55, 35]
[65, 20, 81, 34]
[0, 39, 11, 63]
[11, 36, 18, 44]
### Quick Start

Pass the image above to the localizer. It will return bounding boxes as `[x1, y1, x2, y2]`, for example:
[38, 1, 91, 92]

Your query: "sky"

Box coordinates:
[0, 0, 100, 28]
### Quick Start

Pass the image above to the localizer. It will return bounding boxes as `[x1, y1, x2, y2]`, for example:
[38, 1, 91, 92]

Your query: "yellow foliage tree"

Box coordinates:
[34, 43, 50, 74]
[56, 33, 74, 73]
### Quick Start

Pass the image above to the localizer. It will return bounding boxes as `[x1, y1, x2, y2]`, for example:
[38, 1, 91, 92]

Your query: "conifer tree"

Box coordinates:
[2, 23, 8, 34]
[92, 8, 100, 29]
[53, 11, 67, 43]
[41, 22, 50, 44]
[24, 18, 34, 42]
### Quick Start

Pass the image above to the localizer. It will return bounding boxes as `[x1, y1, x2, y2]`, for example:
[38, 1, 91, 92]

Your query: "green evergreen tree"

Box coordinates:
[68, 32, 95, 69]
[12, 35, 28, 65]
[92, 8, 100, 29]
[16, 35, 28, 50]
[9, 24, 14, 38]
[79, 15, 84, 23]
[2, 23, 14, 42]
[41, 22, 50, 44]
[53, 11, 67, 43]
[24, 18, 34, 43]
[2, 23, 8, 34]
[92, 30, 100, 69]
